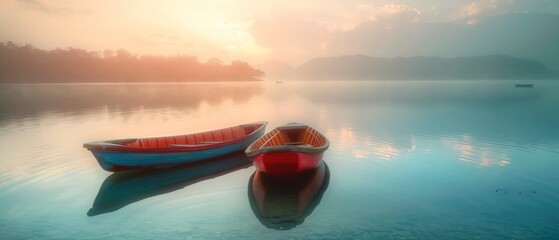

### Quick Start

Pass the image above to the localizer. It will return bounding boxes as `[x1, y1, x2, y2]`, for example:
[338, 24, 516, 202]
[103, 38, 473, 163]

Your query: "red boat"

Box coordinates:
[245, 123, 329, 176]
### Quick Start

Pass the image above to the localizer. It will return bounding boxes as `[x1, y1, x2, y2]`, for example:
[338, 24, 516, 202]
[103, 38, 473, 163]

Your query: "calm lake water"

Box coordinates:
[1, 80, 558, 239]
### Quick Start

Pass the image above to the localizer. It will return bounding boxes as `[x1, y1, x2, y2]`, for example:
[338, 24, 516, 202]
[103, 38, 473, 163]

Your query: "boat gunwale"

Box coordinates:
[245, 124, 329, 157]
[84, 121, 268, 153]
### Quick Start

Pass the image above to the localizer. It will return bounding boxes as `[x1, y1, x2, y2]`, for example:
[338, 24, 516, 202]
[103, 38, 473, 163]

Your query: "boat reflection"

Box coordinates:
[0, 83, 264, 119]
[248, 162, 330, 230]
[87, 151, 252, 216]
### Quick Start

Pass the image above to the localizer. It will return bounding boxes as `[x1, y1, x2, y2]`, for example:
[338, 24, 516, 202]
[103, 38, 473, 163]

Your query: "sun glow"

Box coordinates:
[1, 0, 557, 69]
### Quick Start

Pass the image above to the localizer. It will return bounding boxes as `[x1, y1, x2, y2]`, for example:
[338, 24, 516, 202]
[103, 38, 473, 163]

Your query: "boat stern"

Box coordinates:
[89, 151, 118, 171]
[251, 152, 324, 177]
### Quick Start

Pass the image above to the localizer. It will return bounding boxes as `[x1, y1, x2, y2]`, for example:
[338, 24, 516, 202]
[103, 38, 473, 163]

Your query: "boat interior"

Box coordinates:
[117, 124, 262, 149]
[249, 126, 326, 150]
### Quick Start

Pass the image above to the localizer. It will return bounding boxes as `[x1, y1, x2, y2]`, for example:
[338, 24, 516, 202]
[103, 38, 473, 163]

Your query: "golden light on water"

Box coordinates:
[449, 135, 511, 167]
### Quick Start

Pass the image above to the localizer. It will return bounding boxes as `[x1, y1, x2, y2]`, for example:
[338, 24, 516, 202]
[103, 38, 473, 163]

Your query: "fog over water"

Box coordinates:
[0, 80, 558, 239]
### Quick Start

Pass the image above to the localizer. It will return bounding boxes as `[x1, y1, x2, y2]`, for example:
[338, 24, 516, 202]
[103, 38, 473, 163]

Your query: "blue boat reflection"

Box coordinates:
[87, 151, 252, 216]
[248, 162, 330, 230]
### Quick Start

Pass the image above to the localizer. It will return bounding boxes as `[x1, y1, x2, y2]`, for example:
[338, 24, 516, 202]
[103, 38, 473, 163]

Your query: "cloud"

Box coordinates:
[18, 0, 70, 13]
[454, 0, 512, 23]
[249, 3, 423, 53]
[345, 3, 422, 30]
[17, 0, 93, 14]
[459, 0, 497, 17]
[379, 3, 421, 16]
[5, 0, 558, 68]
[327, 13, 559, 70]
[251, 17, 328, 51]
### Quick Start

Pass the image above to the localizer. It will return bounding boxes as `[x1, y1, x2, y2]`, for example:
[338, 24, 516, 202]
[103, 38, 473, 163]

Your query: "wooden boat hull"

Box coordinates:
[252, 152, 324, 176]
[245, 123, 329, 177]
[90, 141, 255, 171]
[248, 162, 330, 230]
[84, 121, 266, 171]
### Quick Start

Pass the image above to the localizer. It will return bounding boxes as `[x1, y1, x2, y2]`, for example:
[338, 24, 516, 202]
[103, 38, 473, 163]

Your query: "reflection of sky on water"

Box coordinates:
[326, 126, 411, 160]
[1, 80, 558, 184]
[327, 125, 518, 168]
[447, 134, 511, 167]
[0, 80, 558, 239]
[0, 83, 265, 118]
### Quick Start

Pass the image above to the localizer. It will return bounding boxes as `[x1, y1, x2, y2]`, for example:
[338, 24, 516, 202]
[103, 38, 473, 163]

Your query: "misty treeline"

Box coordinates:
[0, 42, 264, 83]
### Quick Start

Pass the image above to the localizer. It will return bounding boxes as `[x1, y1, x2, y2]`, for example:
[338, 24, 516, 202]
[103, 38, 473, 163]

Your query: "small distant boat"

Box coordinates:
[84, 121, 267, 171]
[515, 84, 534, 88]
[88, 152, 252, 216]
[275, 81, 283, 84]
[248, 162, 330, 230]
[245, 123, 329, 176]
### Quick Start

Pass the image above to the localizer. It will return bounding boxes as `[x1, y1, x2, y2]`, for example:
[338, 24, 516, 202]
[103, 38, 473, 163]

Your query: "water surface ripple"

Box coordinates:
[0, 81, 558, 239]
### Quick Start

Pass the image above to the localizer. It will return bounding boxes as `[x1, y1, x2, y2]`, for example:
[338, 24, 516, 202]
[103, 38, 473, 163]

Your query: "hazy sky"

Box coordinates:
[1, 0, 558, 68]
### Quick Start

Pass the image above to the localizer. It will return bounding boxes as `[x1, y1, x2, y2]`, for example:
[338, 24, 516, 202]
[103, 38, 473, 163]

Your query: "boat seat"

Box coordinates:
[140, 138, 160, 148]
[276, 131, 291, 146]
[125, 129, 242, 149]
[169, 143, 214, 148]
[232, 126, 247, 138]
[299, 129, 322, 147]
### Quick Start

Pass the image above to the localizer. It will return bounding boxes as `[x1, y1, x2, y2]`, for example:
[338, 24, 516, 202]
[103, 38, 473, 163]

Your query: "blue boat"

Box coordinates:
[83, 121, 267, 171]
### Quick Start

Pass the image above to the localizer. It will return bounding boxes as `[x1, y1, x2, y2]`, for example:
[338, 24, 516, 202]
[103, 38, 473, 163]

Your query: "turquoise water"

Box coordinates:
[0, 81, 558, 239]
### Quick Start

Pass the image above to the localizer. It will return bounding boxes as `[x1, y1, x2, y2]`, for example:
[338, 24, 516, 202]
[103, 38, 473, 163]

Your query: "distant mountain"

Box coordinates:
[293, 55, 557, 80]
[256, 59, 294, 79]
[326, 13, 559, 72]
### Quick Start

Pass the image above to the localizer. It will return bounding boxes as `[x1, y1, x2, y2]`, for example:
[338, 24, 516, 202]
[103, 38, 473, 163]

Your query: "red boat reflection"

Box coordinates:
[248, 162, 330, 230]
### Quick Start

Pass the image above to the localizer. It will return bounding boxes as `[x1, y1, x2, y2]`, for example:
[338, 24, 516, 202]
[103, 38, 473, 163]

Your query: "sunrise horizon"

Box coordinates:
[2, 40, 556, 83]
[2, 0, 559, 69]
